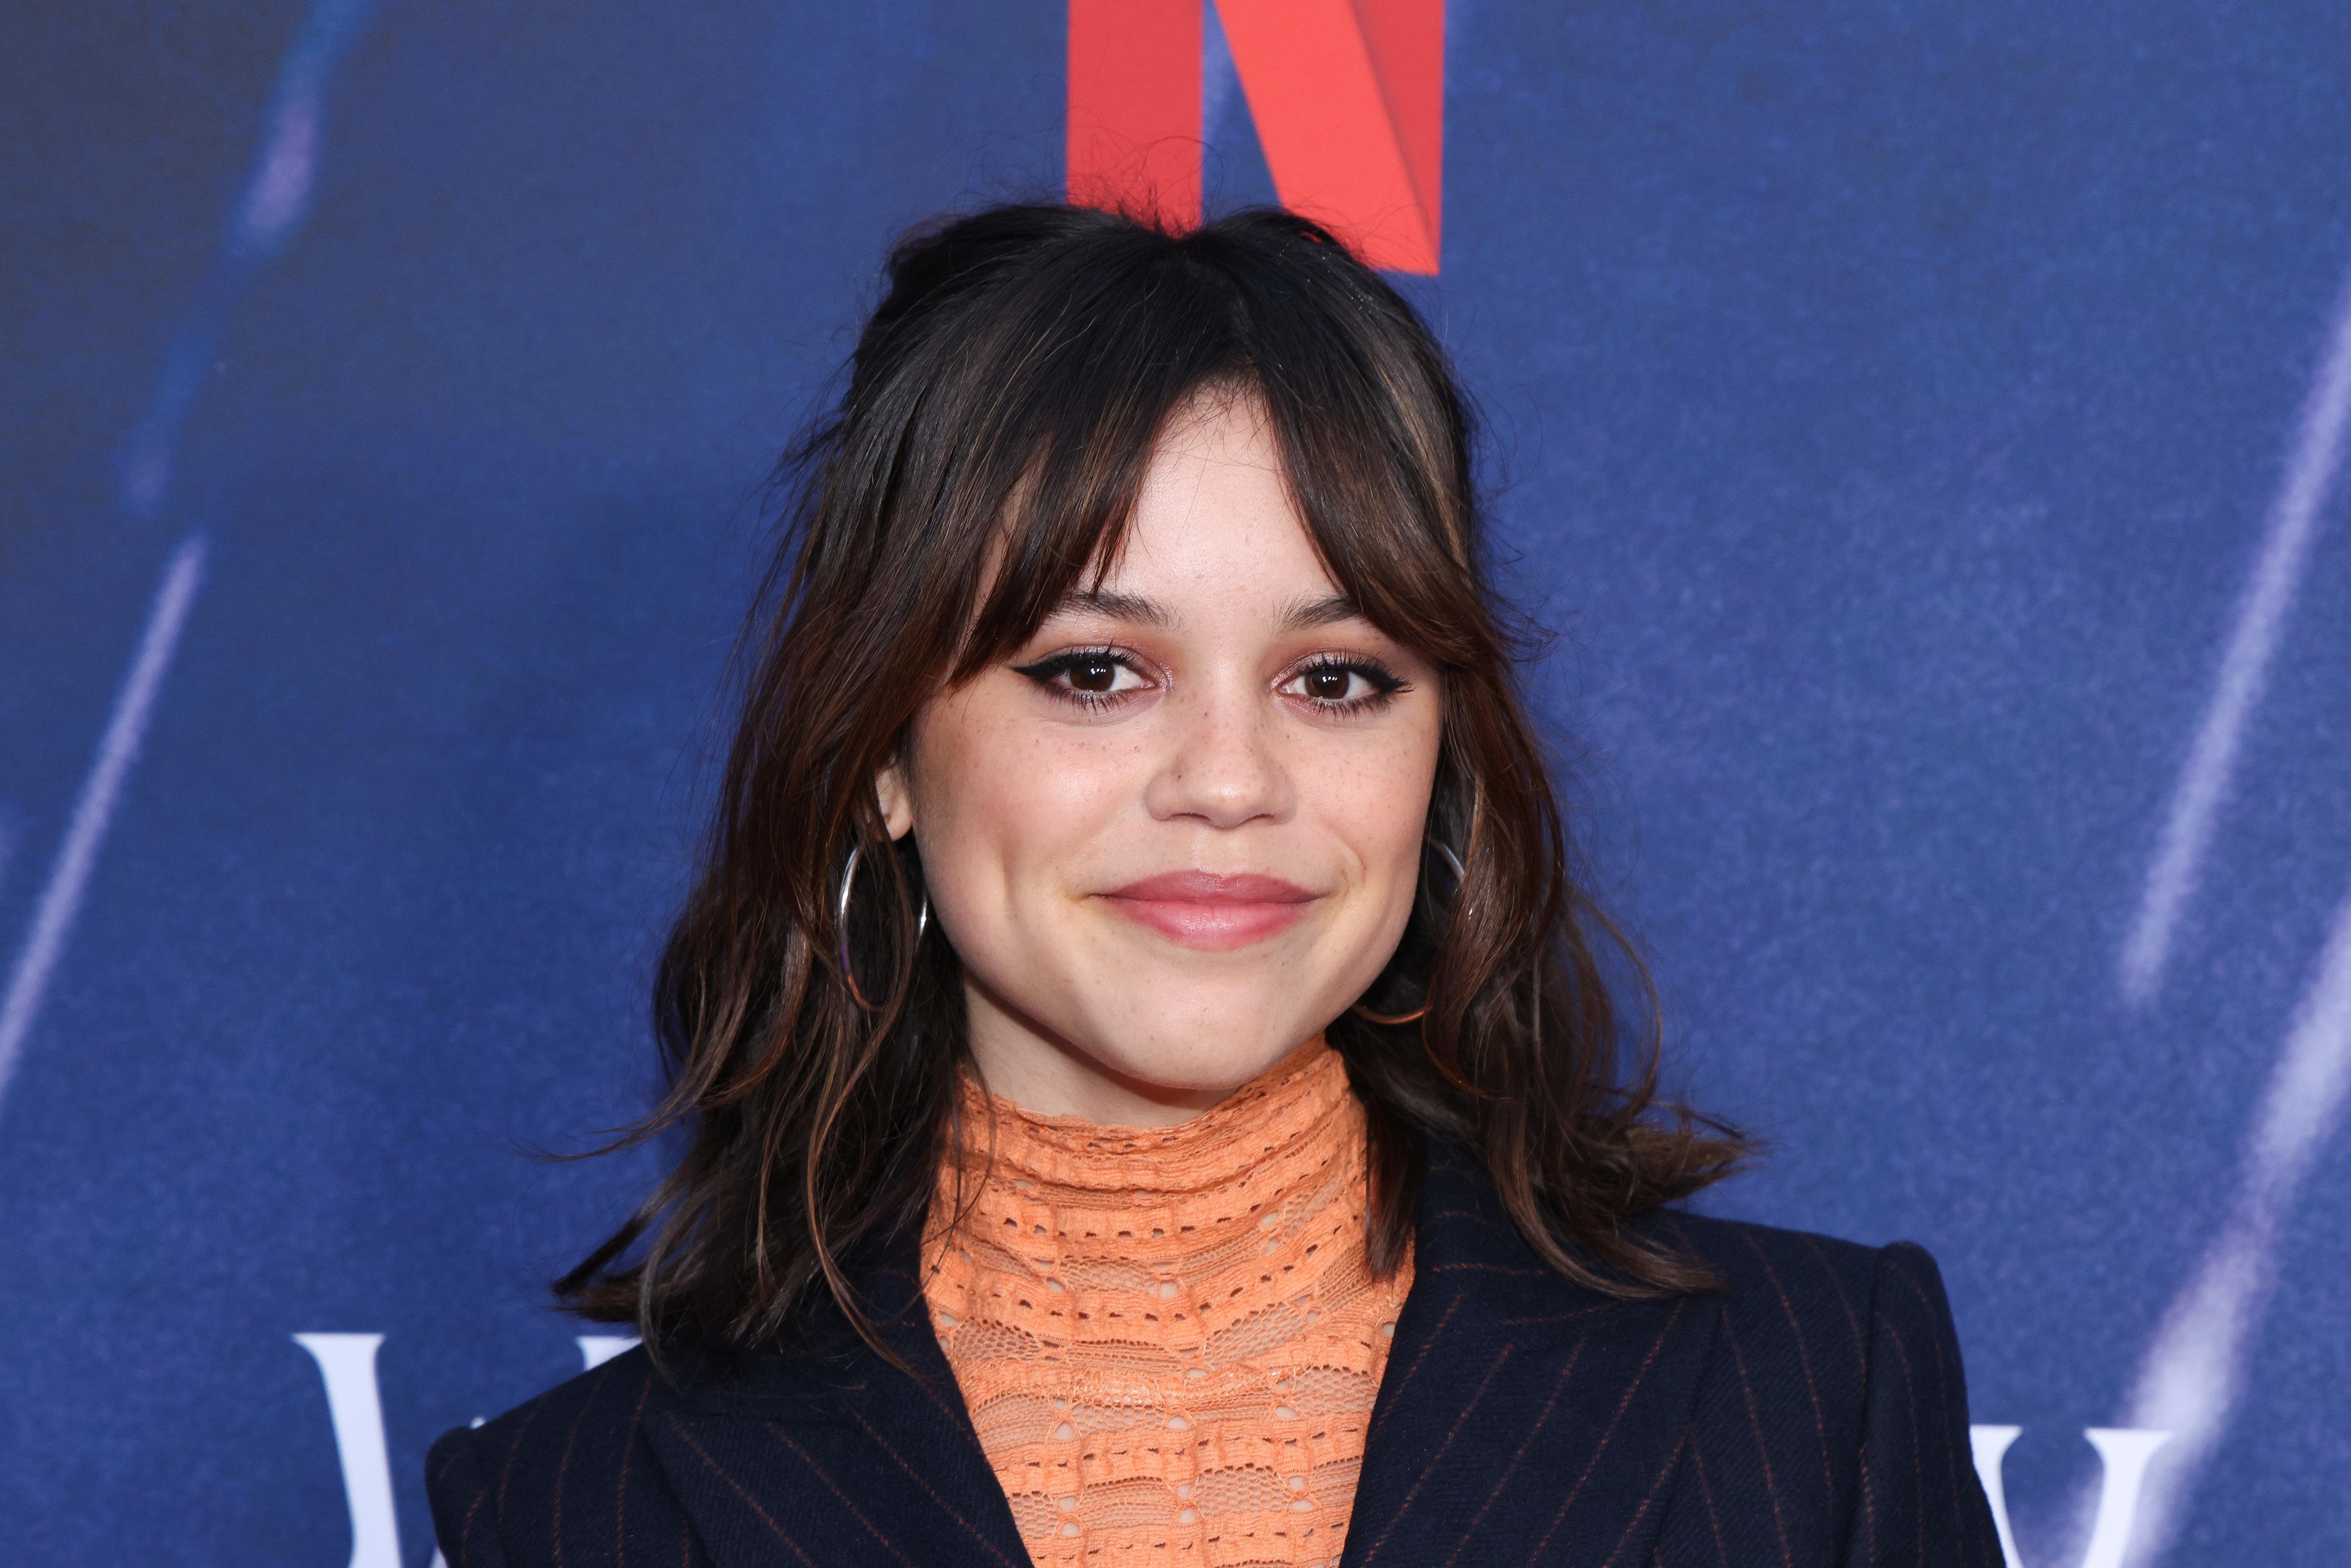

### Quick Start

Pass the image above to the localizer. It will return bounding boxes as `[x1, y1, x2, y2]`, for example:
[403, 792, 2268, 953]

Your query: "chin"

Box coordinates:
[1087, 989, 1332, 1092]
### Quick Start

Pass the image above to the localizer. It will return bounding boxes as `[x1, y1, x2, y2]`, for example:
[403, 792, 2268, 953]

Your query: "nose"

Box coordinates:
[1143, 675, 1294, 830]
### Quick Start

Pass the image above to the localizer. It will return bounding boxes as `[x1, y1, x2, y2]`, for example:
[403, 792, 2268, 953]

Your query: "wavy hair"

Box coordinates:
[558, 203, 1745, 1352]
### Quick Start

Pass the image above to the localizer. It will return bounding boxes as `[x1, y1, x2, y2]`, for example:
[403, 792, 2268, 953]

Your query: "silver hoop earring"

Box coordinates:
[836, 842, 929, 1011]
[1349, 838, 1466, 1027]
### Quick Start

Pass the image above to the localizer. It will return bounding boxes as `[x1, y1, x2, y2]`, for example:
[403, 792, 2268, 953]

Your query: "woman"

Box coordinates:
[427, 204, 2001, 1567]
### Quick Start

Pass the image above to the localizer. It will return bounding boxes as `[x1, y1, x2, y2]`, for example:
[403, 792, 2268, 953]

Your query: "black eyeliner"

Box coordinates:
[1294, 654, 1410, 695]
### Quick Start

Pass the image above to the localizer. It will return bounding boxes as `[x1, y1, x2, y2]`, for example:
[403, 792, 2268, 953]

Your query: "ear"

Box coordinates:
[874, 757, 915, 841]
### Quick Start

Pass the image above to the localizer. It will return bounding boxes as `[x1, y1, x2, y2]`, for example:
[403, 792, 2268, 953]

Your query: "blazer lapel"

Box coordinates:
[644, 1249, 1033, 1568]
[1341, 1144, 1723, 1568]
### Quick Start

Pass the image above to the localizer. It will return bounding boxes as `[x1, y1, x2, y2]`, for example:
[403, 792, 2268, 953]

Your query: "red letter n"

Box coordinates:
[1066, 0, 1445, 274]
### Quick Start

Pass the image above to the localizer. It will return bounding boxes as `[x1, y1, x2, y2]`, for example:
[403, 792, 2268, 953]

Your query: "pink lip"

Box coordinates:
[1098, 872, 1320, 951]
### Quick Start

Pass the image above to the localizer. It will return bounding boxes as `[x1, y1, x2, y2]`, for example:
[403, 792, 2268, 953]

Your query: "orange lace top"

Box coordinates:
[922, 1037, 1415, 1568]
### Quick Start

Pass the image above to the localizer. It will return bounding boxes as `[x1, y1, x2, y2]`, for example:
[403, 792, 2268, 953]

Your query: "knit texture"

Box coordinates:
[921, 1037, 1414, 1568]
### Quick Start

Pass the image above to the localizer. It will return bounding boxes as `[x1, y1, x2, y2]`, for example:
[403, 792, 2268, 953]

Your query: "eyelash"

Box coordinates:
[1010, 648, 1410, 716]
[1290, 655, 1410, 715]
[1011, 648, 1141, 712]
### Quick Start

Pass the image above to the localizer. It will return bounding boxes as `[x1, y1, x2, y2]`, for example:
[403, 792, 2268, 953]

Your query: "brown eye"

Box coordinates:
[1013, 649, 1148, 703]
[1280, 658, 1407, 710]
[1307, 668, 1352, 701]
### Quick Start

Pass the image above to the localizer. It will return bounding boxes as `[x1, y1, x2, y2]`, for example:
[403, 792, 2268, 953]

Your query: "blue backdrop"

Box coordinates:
[6, 4, 2350, 1564]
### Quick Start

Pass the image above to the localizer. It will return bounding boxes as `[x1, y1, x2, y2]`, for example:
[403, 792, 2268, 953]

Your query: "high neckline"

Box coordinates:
[926, 1030, 1414, 1567]
[947, 1033, 1353, 1195]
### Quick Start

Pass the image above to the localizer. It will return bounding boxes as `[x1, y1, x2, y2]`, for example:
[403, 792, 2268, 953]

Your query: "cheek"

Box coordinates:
[1315, 729, 1444, 924]
[905, 699, 1137, 932]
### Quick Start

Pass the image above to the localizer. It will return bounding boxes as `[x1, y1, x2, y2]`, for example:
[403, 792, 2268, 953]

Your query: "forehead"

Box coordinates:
[1077, 395, 1341, 614]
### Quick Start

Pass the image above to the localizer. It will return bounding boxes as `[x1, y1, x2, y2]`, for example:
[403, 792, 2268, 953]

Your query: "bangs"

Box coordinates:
[946, 256, 1251, 678]
[836, 213, 1488, 685]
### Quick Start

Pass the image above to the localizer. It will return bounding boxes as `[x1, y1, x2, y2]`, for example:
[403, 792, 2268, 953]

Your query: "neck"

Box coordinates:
[959, 980, 1323, 1127]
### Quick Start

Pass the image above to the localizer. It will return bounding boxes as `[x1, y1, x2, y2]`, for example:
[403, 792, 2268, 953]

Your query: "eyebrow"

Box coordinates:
[1274, 594, 1364, 633]
[1042, 589, 1367, 634]
[1046, 588, 1170, 626]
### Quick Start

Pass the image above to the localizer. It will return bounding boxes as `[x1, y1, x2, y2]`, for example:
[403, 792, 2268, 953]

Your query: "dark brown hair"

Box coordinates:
[559, 203, 1743, 1351]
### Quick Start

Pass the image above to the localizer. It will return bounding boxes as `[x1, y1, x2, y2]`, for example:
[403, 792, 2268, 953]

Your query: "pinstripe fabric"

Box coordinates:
[429, 1144, 2000, 1567]
[426, 1351, 719, 1568]
[1640, 1218, 2001, 1567]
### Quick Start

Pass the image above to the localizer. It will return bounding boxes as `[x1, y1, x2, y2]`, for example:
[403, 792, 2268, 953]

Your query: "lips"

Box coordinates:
[1097, 870, 1320, 952]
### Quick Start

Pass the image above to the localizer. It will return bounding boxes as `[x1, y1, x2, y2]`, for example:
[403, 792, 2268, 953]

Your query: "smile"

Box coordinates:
[1097, 871, 1320, 952]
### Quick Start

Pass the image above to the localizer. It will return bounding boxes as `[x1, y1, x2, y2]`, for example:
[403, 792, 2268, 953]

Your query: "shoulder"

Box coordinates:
[1660, 1209, 1887, 1318]
[1643, 1209, 1968, 1420]
[428, 1345, 666, 1495]
[1638, 1213, 1998, 1564]
[1650, 1211, 1988, 1506]
[426, 1348, 675, 1568]
[1656, 1209, 1955, 1334]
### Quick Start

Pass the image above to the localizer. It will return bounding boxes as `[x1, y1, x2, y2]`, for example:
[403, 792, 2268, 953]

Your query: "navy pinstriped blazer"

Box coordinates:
[428, 1144, 2002, 1566]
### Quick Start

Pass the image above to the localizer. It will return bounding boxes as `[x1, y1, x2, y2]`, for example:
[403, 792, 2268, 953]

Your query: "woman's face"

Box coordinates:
[878, 393, 1443, 1125]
